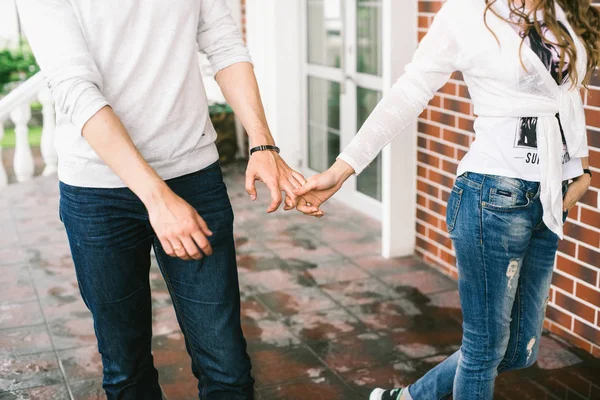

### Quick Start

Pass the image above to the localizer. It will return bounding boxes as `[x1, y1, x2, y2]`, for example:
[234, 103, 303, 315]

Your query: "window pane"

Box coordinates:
[356, 87, 382, 200]
[357, 0, 382, 76]
[308, 77, 341, 172]
[307, 0, 343, 68]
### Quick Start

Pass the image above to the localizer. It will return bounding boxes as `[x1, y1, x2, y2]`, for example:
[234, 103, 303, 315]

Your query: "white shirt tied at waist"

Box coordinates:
[336, 0, 589, 239]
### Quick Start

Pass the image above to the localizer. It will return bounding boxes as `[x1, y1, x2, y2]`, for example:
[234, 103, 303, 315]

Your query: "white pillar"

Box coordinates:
[381, 0, 418, 258]
[11, 104, 34, 182]
[245, 0, 303, 168]
[38, 88, 58, 176]
[0, 122, 7, 188]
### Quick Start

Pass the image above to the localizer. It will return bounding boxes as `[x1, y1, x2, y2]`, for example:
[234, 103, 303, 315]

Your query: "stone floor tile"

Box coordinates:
[257, 287, 337, 316]
[0, 352, 62, 392]
[0, 325, 53, 356]
[0, 302, 44, 330]
[59, 345, 103, 383]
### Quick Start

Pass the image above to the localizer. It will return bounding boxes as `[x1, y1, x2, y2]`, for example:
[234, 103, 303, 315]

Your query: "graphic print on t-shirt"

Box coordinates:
[513, 21, 571, 165]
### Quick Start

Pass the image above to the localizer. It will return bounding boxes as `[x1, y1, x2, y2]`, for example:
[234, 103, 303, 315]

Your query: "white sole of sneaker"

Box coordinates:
[369, 388, 386, 400]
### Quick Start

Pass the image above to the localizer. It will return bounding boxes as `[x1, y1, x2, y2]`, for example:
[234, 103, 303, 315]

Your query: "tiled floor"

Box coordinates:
[1, 162, 599, 400]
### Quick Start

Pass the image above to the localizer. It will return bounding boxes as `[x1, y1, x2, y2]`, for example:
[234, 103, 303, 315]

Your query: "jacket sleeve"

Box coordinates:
[197, 0, 252, 74]
[16, 0, 109, 134]
[338, 0, 460, 174]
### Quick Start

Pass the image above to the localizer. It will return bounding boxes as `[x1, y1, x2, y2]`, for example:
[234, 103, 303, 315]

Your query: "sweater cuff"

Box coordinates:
[211, 55, 253, 75]
[72, 89, 110, 134]
[337, 153, 363, 176]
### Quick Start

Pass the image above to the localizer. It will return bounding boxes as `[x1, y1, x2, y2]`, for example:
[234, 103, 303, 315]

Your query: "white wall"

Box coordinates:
[0, 1, 20, 49]
[245, 0, 303, 168]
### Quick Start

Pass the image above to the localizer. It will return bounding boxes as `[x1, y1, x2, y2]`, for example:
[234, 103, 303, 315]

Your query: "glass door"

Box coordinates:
[304, 0, 384, 211]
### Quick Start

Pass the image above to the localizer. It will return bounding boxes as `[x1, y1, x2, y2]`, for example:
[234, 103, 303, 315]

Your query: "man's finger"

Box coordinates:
[181, 236, 202, 260]
[191, 230, 213, 256]
[292, 170, 307, 186]
[245, 173, 257, 201]
[283, 195, 295, 211]
[170, 238, 190, 260]
[297, 199, 320, 215]
[195, 215, 213, 237]
[160, 238, 176, 257]
[265, 181, 283, 213]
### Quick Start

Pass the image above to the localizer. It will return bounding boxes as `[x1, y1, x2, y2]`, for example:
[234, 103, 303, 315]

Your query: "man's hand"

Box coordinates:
[146, 187, 213, 260]
[564, 173, 591, 212]
[246, 150, 309, 213]
[294, 159, 355, 217]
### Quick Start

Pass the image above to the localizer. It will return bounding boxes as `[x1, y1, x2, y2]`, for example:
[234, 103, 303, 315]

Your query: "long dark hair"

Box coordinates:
[484, 0, 600, 86]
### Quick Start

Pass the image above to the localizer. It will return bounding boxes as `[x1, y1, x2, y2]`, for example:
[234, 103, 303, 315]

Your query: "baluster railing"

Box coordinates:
[0, 72, 55, 188]
[0, 123, 7, 187]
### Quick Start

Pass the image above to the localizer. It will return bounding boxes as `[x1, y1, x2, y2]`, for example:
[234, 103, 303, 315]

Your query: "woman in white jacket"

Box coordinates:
[295, 0, 599, 399]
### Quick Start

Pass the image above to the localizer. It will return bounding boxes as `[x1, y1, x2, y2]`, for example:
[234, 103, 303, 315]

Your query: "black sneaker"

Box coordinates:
[369, 388, 405, 400]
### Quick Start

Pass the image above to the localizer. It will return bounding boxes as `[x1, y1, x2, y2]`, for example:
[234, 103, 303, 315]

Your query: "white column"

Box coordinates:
[381, 0, 418, 258]
[0, 122, 7, 188]
[245, 0, 303, 168]
[11, 104, 34, 182]
[38, 88, 58, 176]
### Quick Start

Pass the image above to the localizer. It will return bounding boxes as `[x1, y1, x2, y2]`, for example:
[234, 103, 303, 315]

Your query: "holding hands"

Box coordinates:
[293, 159, 355, 218]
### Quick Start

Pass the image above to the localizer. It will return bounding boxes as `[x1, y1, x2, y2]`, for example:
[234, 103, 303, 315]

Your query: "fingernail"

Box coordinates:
[250, 195, 256, 201]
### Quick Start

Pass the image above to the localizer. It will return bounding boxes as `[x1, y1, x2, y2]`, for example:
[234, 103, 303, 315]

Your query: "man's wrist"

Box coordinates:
[248, 130, 275, 147]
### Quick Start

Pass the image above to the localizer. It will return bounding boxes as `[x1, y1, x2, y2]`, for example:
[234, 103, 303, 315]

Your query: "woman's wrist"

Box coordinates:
[330, 159, 355, 184]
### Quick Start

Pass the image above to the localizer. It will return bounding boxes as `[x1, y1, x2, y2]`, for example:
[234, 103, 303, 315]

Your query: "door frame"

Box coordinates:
[301, 0, 384, 221]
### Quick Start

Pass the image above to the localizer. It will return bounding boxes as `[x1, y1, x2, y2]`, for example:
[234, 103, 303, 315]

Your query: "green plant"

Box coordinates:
[0, 41, 40, 95]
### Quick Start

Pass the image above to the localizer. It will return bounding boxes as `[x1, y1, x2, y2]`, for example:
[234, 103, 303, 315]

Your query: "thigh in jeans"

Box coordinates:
[153, 165, 253, 399]
[59, 183, 161, 398]
[450, 174, 534, 399]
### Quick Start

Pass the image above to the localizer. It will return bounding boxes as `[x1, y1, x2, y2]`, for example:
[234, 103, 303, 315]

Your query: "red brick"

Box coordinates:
[557, 240, 577, 258]
[418, 151, 440, 168]
[443, 129, 470, 147]
[585, 107, 600, 127]
[563, 222, 600, 247]
[417, 194, 428, 208]
[418, 121, 441, 137]
[427, 228, 452, 249]
[445, 98, 471, 115]
[417, 179, 439, 197]
[589, 150, 600, 169]
[440, 248, 456, 266]
[416, 237, 439, 255]
[429, 140, 455, 158]
[458, 117, 475, 132]
[417, 165, 427, 178]
[551, 272, 574, 294]
[576, 283, 600, 306]
[418, 31, 427, 42]
[580, 208, 600, 227]
[439, 82, 457, 96]
[428, 198, 447, 218]
[430, 95, 442, 108]
[546, 324, 593, 353]
[429, 170, 454, 188]
[556, 255, 598, 285]
[578, 245, 600, 268]
[458, 84, 471, 99]
[418, 15, 430, 29]
[416, 222, 427, 236]
[573, 320, 600, 344]
[417, 209, 441, 228]
[430, 110, 457, 127]
[554, 292, 596, 323]
[578, 189, 598, 208]
[418, 136, 428, 149]
[418, 1, 443, 13]
[442, 160, 458, 175]
[546, 304, 573, 330]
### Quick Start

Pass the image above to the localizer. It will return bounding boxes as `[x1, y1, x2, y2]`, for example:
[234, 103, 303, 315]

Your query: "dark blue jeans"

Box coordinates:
[59, 162, 254, 400]
[408, 172, 567, 400]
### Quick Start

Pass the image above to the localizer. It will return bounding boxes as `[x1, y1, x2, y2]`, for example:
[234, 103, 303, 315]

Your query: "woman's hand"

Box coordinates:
[294, 160, 355, 217]
[564, 173, 592, 212]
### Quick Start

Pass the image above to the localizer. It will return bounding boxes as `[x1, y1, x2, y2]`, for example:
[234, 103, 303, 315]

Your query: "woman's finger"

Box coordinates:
[293, 179, 319, 196]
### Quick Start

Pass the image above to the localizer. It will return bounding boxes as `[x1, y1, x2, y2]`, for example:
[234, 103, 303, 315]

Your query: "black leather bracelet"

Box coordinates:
[250, 145, 280, 156]
[583, 168, 592, 178]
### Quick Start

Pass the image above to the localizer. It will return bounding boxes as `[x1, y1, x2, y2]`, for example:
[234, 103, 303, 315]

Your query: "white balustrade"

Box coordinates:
[0, 72, 56, 188]
[38, 88, 57, 176]
[11, 104, 34, 182]
[0, 123, 7, 187]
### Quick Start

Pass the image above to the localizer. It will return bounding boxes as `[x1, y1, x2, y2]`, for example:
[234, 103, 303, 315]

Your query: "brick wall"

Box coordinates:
[416, 0, 600, 356]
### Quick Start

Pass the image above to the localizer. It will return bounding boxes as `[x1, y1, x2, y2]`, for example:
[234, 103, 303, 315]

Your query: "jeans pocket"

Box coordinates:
[446, 186, 463, 233]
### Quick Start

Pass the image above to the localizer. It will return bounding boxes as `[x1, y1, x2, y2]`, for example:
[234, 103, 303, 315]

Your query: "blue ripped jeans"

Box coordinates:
[59, 162, 254, 400]
[408, 172, 567, 400]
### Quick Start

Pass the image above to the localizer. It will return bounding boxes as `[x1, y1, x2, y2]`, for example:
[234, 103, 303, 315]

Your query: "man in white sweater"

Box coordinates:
[16, 1, 315, 399]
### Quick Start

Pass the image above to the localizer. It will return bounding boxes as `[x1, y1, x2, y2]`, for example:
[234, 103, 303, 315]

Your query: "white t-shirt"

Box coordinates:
[457, 10, 583, 182]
